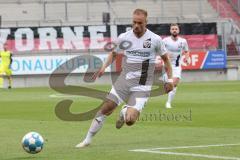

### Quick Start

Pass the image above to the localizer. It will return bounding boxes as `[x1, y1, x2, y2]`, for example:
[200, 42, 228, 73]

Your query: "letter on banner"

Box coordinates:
[15, 28, 34, 51]
[61, 27, 84, 50]
[38, 27, 59, 50]
[88, 26, 106, 49]
[192, 54, 199, 66]
[0, 29, 10, 50]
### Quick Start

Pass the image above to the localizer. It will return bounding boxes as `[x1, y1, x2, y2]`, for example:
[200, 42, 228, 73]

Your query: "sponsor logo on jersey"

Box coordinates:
[126, 50, 150, 57]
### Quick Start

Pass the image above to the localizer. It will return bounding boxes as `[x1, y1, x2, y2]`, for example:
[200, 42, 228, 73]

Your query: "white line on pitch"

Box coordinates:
[49, 94, 82, 98]
[130, 143, 240, 151]
[131, 150, 240, 160]
[129, 143, 240, 160]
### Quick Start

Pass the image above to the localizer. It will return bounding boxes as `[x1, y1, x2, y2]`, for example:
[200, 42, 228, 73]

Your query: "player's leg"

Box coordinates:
[76, 85, 126, 148]
[166, 66, 182, 108]
[166, 77, 179, 108]
[6, 68, 12, 89]
[0, 75, 3, 88]
[7, 76, 12, 89]
[76, 99, 118, 148]
[116, 92, 148, 128]
[125, 107, 140, 126]
[116, 105, 140, 128]
[0, 67, 4, 88]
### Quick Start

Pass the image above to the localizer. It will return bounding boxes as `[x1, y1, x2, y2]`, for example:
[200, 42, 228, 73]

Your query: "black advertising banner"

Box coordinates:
[0, 23, 217, 52]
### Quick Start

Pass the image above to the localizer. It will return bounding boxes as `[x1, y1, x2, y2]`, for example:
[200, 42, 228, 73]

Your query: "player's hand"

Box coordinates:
[92, 67, 105, 80]
[164, 79, 174, 93]
[183, 54, 191, 65]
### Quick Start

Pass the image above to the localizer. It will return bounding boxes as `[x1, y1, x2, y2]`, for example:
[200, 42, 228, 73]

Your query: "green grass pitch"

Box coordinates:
[0, 81, 240, 160]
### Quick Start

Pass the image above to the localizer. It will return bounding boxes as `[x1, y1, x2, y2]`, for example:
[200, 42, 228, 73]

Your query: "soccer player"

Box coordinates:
[0, 43, 13, 89]
[75, 9, 173, 148]
[163, 24, 190, 109]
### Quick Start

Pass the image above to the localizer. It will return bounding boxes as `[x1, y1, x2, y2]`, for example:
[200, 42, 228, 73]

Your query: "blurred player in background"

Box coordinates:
[76, 9, 173, 148]
[163, 24, 190, 108]
[0, 43, 13, 89]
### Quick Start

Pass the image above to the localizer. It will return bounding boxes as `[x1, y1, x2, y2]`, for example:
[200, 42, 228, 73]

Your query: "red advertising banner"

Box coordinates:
[181, 51, 207, 70]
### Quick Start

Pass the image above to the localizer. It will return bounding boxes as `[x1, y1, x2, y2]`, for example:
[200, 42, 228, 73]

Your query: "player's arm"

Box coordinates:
[161, 53, 172, 80]
[10, 53, 13, 65]
[93, 34, 123, 79]
[92, 51, 117, 79]
[158, 37, 173, 92]
[183, 50, 190, 57]
[102, 51, 117, 71]
[161, 53, 173, 93]
[182, 39, 190, 65]
[184, 50, 190, 64]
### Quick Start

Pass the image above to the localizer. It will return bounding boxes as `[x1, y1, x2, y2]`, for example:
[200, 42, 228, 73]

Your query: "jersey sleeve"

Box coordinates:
[183, 39, 189, 52]
[156, 37, 167, 56]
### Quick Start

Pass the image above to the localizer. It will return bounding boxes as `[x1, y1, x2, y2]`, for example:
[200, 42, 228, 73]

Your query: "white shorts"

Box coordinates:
[106, 86, 150, 112]
[172, 66, 182, 79]
[160, 66, 182, 83]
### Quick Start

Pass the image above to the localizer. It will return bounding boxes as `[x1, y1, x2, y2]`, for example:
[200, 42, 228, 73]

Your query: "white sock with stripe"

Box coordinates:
[84, 112, 106, 144]
[167, 87, 177, 104]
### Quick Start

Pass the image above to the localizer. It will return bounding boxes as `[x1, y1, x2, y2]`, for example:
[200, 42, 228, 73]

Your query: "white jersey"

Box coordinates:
[107, 29, 167, 111]
[163, 36, 189, 67]
[115, 29, 167, 85]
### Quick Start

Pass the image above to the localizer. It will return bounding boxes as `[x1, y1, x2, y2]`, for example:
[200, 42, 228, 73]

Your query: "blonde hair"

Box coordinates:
[133, 9, 148, 17]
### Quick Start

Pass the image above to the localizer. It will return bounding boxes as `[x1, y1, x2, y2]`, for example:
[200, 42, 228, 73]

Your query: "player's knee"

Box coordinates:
[125, 107, 139, 126]
[101, 100, 117, 116]
[173, 78, 180, 87]
[125, 118, 136, 126]
[174, 81, 179, 87]
[125, 114, 138, 126]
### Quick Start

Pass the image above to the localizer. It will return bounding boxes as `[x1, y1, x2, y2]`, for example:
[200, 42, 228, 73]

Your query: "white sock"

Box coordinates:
[167, 87, 177, 104]
[84, 112, 106, 144]
[121, 106, 128, 120]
